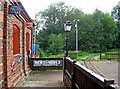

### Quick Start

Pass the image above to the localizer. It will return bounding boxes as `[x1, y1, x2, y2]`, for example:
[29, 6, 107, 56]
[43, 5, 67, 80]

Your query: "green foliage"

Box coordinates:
[68, 51, 77, 59]
[111, 5, 120, 48]
[36, 30, 49, 50]
[39, 49, 47, 57]
[107, 49, 120, 53]
[47, 34, 64, 55]
[36, 2, 118, 56]
[77, 52, 96, 60]
[91, 10, 117, 52]
[77, 10, 117, 52]
[47, 53, 65, 58]
[68, 51, 97, 61]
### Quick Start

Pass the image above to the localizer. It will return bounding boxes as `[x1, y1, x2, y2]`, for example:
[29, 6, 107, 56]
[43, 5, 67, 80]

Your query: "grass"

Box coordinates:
[47, 53, 65, 58]
[69, 49, 120, 61]
[77, 52, 97, 60]
[40, 50, 98, 61]
[39, 49, 120, 61]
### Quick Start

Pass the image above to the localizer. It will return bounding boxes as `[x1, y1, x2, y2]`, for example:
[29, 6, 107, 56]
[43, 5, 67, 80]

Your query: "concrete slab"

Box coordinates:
[16, 70, 66, 88]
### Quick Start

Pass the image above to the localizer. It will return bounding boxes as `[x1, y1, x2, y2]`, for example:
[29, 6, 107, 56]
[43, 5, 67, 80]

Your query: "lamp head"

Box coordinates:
[118, 1, 120, 7]
[64, 21, 72, 32]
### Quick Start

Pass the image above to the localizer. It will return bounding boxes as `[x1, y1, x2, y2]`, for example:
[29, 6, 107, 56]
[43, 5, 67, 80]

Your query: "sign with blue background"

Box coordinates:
[9, 5, 21, 14]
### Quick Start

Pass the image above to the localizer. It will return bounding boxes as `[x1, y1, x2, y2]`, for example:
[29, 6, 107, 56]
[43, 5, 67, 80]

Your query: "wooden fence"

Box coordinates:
[63, 57, 119, 89]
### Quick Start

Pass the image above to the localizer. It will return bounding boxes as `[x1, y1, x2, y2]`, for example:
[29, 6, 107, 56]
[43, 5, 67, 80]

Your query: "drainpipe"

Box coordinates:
[3, 2, 8, 88]
[31, 27, 33, 57]
[22, 21, 26, 76]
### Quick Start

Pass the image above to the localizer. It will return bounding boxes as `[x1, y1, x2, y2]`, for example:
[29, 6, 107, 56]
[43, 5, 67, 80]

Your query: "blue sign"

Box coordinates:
[9, 5, 21, 14]
[17, 56, 22, 64]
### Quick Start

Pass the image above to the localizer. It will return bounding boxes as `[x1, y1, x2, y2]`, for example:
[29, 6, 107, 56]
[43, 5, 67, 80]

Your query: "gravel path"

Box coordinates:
[79, 61, 120, 86]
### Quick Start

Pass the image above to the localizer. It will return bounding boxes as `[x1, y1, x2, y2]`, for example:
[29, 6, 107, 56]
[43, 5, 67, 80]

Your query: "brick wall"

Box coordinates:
[7, 17, 24, 88]
[2, 1, 32, 88]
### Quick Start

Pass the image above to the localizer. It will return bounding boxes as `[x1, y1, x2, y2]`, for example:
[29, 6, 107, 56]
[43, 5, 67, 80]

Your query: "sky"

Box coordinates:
[20, 0, 120, 19]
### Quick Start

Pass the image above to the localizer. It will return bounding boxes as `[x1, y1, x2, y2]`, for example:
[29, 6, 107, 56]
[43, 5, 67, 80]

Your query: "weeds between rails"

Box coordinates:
[83, 56, 105, 77]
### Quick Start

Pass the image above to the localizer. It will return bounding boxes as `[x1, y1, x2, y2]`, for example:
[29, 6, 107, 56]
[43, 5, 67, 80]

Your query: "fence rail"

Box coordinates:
[100, 52, 120, 60]
[63, 57, 119, 89]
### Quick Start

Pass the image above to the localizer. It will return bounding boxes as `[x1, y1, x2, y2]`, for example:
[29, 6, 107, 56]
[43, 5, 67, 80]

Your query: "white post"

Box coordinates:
[74, 19, 80, 52]
[33, 13, 39, 57]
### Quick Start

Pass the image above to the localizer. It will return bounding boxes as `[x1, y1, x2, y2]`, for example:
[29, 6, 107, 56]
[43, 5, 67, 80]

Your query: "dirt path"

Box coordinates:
[16, 70, 66, 88]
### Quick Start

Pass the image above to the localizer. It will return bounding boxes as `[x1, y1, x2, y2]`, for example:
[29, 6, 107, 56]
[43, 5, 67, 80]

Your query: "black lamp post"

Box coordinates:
[118, 2, 120, 61]
[64, 21, 72, 57]
[118, 1, 120, 23]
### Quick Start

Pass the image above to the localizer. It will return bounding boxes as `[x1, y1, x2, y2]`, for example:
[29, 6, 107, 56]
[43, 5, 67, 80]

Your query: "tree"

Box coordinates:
[40, 2, 69, 35]
[36, 30, 49, 50]
[47, 34, 64, 55]
[36, 2, 83, 52]
[36, 2, 117, 54]
[91, 10, 117, 52]
[111, 5, 120, 48]
[78, 10, 117, 52]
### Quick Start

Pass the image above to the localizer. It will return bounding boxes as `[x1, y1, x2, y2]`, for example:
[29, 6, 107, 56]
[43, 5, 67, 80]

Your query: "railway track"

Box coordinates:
[83, 56, 105, 77]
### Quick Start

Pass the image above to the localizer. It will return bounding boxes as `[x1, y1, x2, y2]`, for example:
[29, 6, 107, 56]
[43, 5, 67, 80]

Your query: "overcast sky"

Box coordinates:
[20, 0, 120, 19]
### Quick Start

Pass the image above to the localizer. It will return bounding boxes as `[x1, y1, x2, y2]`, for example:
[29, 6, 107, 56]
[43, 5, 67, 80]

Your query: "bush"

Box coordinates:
[39, 49, 47, 57]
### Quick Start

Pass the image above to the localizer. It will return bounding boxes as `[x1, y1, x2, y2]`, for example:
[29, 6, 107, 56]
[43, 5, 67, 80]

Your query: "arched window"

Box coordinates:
[26, 32, 30, 52]
[13, 25, 20, 55]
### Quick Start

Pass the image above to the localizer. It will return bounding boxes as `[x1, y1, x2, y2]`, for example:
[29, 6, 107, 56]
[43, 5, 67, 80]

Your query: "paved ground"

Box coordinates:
[79, 61, 120, 86]
[16, 61, 120, 88]
[16, 70, 66, 89]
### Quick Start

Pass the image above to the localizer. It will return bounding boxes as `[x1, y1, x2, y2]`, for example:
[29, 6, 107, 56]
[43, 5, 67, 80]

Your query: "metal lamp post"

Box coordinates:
[118, 1, 120, 7]
[74, 19, 80, 53]
[118, 2, 120, 61]
[64, 21, 72, 57]
[118, 1, 120, 22]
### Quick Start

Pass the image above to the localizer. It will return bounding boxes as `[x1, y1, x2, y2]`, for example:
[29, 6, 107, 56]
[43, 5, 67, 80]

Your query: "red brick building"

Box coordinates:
[0, 0, 33, 88]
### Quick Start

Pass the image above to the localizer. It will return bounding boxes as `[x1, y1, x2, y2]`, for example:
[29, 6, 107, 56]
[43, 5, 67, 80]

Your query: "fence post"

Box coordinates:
[100, 53, 101, 60]
[72, 60, 76, 89]
[64, 57, 66, 73]
[104, 79, 114, 88]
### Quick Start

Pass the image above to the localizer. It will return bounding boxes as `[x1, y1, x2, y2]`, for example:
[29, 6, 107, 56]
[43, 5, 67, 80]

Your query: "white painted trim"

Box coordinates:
[0, 80, 3, 84]
[0, 72, 3, 75]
